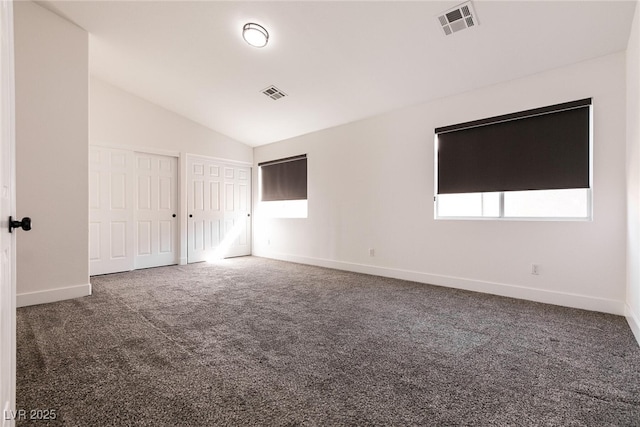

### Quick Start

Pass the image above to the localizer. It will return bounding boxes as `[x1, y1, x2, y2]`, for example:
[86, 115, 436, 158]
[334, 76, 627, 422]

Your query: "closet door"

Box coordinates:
[187, 157, 223, 263]
[89, 147, 134, 275]
[222, 165, 251, 258]
[187, 156, 251, 263]
[134, 153, 179, 269]
[89, 147, 179, 275]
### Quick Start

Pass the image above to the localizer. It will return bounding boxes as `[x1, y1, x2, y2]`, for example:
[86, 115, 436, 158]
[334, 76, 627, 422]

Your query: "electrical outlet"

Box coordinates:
[369, 248, 375, 257]
[531, 264, 540, 275]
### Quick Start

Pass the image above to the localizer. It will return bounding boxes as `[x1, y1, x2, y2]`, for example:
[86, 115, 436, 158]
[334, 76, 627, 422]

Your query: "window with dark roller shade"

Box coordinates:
[259, 154, 307, 201]
[436, 98, 591, 195]
[435, 99, 592, 220]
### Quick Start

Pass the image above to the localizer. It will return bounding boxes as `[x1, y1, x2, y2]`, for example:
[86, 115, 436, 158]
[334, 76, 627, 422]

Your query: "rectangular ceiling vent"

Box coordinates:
[262, 85, 287, 101]
[438, 1, 478, 36]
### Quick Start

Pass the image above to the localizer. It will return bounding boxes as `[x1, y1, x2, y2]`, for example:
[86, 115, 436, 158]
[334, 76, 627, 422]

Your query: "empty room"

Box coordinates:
[1, 0, 640, 425]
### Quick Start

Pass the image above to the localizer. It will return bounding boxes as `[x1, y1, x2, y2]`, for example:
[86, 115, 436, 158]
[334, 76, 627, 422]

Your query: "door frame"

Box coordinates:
[0, 0, 16, 423]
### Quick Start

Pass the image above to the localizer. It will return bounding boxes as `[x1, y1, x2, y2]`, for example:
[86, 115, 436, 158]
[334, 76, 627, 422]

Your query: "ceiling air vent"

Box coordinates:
[262, 85, 287, 100]
[437, 1, 478, 36]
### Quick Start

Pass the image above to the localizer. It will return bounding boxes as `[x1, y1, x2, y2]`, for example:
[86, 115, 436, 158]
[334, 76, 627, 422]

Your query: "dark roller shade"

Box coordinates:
[436, 99, 591, 195]
[259, 155, 307, 201]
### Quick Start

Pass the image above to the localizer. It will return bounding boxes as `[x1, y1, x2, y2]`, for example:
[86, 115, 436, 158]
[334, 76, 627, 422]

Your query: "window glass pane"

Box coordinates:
[503, 188, 589, 218]
[437, 193, 499, 218]
[258, 200, 308, 218]
[481, 192, 500, 217]
[436, 189, 590, 219]
[437, 193, 482, 217]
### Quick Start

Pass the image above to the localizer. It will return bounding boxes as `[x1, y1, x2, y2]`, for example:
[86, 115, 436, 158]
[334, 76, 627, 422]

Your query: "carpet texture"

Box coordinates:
[16, 257, 640, 426]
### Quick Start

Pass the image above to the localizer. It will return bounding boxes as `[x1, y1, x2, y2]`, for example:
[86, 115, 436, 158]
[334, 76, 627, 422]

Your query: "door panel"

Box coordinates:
[187, 157, 250, 262]
[210, 181, 220, 210]
[0, 0, 15, 416]
[136, 221, 151, 256]
[187, 156, 224, 263]
[89, 223, 100, 261]
[89, 147, 133, 275]
[134, 153, 178, 269]
[224, 165, 251, 258]
[159, 221, 172, 253]
[110, 221, 128, 258]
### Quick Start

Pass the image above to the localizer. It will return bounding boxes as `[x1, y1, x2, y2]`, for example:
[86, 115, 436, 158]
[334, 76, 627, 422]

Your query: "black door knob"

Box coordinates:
[9, 216, 31, 233]
[189, 214, 193, 218]
[172, 214, 176, 218]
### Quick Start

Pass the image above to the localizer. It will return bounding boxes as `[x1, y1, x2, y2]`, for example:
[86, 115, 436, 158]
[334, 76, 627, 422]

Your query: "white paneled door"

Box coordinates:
[89, 147, 134, 275]
[222, 165, 251, 258]
[89, 147, 178, 275]
[187, 156, 251, 263]
[187, 157, 223, 263]
[0, 0, 15, 421]
[134, 153, 178, 269]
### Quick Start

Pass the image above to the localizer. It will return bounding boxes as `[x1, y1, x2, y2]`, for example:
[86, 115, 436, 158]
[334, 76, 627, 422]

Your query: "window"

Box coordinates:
[258, 154, 307, 218]
[435, 98, 592, 220]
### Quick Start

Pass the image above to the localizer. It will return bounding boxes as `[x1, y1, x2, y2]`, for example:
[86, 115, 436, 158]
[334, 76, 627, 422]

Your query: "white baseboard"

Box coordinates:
[254, 251, 625, 316]
[626, 304, 640, 347]
[17, 283, 92, 308]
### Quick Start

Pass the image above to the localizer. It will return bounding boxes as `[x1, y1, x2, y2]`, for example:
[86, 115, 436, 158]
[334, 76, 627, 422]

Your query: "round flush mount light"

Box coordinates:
[242, 23, 269, 48]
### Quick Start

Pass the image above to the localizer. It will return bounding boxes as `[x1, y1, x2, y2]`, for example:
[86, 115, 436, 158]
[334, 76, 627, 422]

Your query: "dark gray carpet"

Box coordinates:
[16, 256, 640, 426]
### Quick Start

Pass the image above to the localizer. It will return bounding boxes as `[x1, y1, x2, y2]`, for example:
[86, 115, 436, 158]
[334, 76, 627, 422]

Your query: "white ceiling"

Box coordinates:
[40, 1, 637, 147]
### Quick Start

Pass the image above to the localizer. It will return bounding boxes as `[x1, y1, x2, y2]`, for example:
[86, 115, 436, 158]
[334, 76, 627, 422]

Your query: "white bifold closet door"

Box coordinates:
[187, 156, 251, 263]
[89, 147, 178, 276]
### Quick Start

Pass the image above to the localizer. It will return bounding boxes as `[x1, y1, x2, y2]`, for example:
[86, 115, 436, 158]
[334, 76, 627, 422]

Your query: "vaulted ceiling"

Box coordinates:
[40, 1, 637, 146]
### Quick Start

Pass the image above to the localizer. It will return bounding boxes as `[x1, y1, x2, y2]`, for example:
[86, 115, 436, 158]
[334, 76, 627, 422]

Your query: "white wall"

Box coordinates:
[626, 2, 640, 344]
[254, 52, 627, 316]
[90, 77, 253, 264]
[14, 1, 90, 307]
[90, 77, 252, 163]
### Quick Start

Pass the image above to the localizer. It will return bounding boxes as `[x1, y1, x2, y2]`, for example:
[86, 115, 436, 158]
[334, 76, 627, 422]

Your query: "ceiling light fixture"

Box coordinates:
[243, 23, 269, 48]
